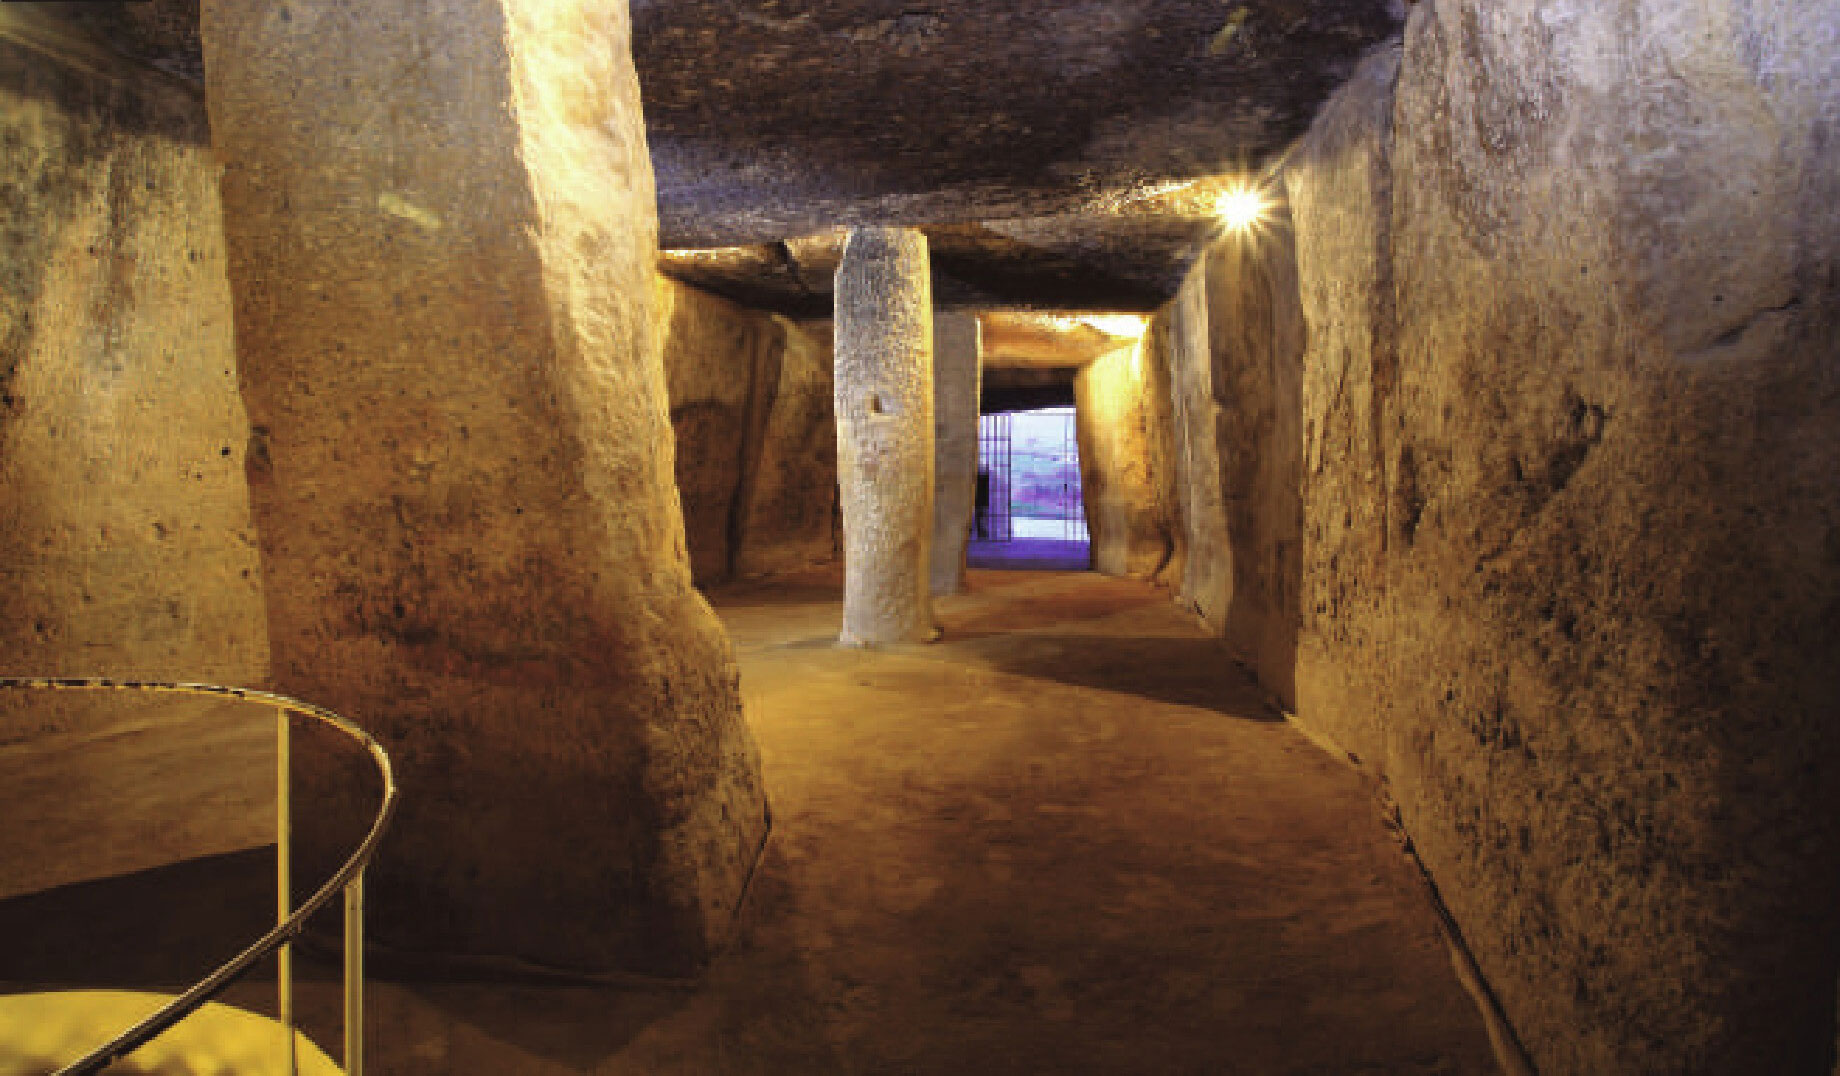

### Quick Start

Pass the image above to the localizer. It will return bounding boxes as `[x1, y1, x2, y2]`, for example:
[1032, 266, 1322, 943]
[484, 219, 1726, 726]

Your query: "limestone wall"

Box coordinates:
[657, 275, 780, 585]
[657, 275, 840, 585]
[1139, 311, 1187, 595]
[0, 11, 267, 716]
[930, 312, 980, 595]
[1203, 225, 1307, 710]
[1270, 7, 1840, 1071]
[735, 317, 841, 579]
[1157, 270, 1231, 630]
[203, 0, 767, 976]
[1074, 342, 1179, 581]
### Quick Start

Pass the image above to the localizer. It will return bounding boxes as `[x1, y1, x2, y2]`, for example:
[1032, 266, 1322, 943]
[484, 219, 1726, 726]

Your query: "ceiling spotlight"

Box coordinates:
[1214, 185, 1268, 233]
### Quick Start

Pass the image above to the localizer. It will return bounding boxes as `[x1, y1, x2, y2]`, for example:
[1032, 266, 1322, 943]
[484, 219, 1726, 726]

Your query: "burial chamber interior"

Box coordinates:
[4, 1, 1840, 1073]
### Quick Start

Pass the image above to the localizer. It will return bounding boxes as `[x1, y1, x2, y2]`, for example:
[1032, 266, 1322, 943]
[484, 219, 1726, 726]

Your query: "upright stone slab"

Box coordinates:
[1162, 270, 1232, 630]
[1074, 342, 1179, 580]
[0, 13, 268, 697]
[201, 0, 768, 976]
[833, 228, 937, 644]
[930, 313, 981, 596]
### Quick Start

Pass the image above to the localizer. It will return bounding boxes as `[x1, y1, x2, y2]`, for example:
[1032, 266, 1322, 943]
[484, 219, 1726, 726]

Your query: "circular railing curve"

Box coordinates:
[0, 677, 398, 1076]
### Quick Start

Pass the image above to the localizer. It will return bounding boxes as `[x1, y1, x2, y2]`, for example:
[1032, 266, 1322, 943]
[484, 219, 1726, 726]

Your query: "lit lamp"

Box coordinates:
[1215, 184, 1269, 234]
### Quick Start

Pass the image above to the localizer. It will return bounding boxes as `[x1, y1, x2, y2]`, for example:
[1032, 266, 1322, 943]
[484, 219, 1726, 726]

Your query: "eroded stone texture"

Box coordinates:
[657, 275, 781, 585]
[0, 11, 267, 715]
[735, 318, 842, 579]
[1139, 311, 1187, 596]
[930, 313, 980, 596]
[1204, 224, 1307, 710]
[1283, 8, 1840, 1070]
[1074, 343, 1178, 580]
[634, 0, 1404, 248]
[202, 0, 767, 975]
[1159, 268, 1231, 630]
[1285, 41, 1400, 772]
[834, 228, 936, 645]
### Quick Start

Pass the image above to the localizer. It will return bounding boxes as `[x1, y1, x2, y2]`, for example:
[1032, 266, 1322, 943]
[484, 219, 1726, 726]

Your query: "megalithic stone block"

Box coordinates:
[201, 0, 768, 976]
[833, 228, 938, 645]
[931, 312, 982, 596]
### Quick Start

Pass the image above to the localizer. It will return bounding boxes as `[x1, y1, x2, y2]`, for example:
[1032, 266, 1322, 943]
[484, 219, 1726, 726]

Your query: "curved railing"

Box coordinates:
[0, 678, 399, 1075]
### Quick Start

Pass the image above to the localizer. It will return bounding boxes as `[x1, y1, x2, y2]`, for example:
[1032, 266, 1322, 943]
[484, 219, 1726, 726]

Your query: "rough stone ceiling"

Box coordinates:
[640, 0, 1404, 312]
[26, 0, 1403, 316]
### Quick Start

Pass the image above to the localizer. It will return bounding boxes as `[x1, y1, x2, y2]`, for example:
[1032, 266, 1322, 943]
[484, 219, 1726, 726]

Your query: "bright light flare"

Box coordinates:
[1214, 185, 1269, 233]
[1078, 314, 1149, 340]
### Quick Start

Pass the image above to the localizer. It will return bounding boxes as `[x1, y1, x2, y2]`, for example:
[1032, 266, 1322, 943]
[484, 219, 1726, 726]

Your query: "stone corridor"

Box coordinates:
[1, 571, 1498, 1073]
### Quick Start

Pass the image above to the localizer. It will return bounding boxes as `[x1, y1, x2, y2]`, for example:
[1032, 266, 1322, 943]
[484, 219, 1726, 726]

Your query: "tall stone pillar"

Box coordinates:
[833, 228, 938, 645]
[930, 313, 982, 595]
[201, 0, 768, 976]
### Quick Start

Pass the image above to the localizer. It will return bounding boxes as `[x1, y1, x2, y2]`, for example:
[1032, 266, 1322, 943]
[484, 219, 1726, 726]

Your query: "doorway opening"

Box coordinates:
[970, 406, 1091, 570]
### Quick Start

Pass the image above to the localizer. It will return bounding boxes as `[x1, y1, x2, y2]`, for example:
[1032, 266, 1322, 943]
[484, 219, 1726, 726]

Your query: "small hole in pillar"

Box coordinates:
[867, 394, 885, 415]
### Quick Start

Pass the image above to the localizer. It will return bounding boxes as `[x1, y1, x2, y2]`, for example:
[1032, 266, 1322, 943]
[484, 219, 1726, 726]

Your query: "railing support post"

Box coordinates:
[344, 873, 365, 1076]
[278, 705, 297, 1076]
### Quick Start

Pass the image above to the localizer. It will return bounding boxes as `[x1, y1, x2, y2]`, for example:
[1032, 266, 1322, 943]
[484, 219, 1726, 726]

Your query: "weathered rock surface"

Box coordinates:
[1285, 41, 1400, 772]
[1157, 270, 1231, 630]
[0, 10, 267, 712]
[930, 313, 980, 596]
[1279, 8, 1840, 1070]
[834, 227, 936, 645]
[734, 317, 841, 579]
[635, 0, 1402, 249]
[202, 0, 767, 975]
[1204, 224, 1306, 710]
[1139, 310, 1188, 596]
[980, 312, 1145, 369]
[657, 275, 780, 585]
[1074, 343, 1179, 581]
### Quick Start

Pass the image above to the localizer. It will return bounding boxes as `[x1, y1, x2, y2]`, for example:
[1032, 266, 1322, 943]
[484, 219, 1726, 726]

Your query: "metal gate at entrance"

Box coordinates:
[976, 407, 1088, 544]
[976, 412, 1012, 541]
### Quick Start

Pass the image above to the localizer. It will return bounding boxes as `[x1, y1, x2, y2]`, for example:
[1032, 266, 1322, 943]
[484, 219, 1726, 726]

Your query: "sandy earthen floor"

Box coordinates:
[0, 570, 1497, 1074]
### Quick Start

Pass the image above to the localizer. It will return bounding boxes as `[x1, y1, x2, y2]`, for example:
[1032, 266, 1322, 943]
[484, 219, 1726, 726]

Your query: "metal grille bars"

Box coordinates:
[0, 678, 398, 1076]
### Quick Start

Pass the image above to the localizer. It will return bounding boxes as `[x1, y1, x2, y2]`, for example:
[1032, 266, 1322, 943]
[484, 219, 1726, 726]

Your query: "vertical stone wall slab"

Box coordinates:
[1162, 267, 1232, 629]
[202, 0, 767, 975]
[930, 312, 981, 596]
[1075, 342, 1179, 580]
[1284, 41, 1402, 772]
[1283, 6, 1840, 1070]
[834, 227, 936, 645]
[1141, 310, 1188, 594]
[0, 12, 267, 712]
[1205, 222, 1307, 711]
[657, 276, 770, 585]
[736, 318, 841, 578]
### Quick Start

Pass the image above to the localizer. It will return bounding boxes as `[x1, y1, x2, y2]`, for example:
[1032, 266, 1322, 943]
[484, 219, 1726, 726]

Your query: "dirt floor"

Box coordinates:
[0, 570, 1499, 1074]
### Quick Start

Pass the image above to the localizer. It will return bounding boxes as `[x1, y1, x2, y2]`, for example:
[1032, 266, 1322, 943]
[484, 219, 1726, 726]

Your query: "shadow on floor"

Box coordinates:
[943, 633, 1285, 720]
[0, 847, 276, 991]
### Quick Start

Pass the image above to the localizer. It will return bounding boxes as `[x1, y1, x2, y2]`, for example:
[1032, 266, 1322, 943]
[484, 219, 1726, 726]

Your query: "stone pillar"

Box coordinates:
[1163, 268, 1233, 631]
[833, 228, 937, 645]
[930, 313, 982, 595]
[201, 0, 768, 976]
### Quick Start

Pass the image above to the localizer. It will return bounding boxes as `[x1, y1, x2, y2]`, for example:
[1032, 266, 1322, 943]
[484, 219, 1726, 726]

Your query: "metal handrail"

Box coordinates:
[0, 678, 399, 1075]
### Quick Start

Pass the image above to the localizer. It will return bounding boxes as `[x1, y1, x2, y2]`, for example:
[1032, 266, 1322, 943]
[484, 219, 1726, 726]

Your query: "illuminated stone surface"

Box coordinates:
[734, 317, 842, 579]
[834, 227, 937, 645]
[200, 0, 766, 974]
[1203, 222, 1308, 712]
[1156, 271, 1231, 632]
[658, 275, 782, 585]
[1074, 342, 1180, 582]
[929, 313, 981, 597]
[1280, 9, 1840, 1070]
[0, 10, 268, 706]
